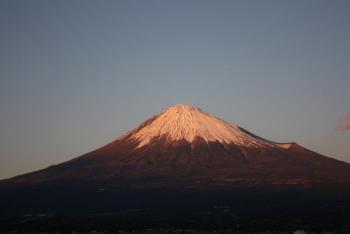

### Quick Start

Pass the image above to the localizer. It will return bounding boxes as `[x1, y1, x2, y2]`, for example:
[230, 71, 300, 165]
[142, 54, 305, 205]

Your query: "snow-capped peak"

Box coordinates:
[129, 104, 273, 148]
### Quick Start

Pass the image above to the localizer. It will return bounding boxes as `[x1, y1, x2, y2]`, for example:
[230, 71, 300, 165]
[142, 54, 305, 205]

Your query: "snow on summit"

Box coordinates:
[129, 104, 274, 148]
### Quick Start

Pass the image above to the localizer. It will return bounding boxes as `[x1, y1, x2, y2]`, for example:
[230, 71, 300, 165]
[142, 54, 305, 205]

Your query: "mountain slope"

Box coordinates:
[1, 104, 350, 189]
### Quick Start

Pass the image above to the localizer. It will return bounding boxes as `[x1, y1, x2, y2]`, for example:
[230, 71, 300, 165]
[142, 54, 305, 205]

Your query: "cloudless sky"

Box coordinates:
[0, 0, 349, 179]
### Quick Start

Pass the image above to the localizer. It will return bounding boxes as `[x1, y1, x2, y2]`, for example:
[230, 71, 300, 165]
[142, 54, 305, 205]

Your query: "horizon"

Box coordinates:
[1, 0, 350, 180]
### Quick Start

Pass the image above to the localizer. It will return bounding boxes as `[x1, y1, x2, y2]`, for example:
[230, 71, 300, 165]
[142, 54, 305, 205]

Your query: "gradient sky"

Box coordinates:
[0, 0, 349, 179]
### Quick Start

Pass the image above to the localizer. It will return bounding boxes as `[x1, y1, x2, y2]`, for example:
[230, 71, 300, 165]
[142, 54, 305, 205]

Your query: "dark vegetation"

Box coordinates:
[1, 185, 350, 232]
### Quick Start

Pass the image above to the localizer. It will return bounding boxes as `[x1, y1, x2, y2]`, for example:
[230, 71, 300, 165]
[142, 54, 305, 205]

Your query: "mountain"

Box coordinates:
[2, 104, 350, 231]
[2, 104, 350, 190]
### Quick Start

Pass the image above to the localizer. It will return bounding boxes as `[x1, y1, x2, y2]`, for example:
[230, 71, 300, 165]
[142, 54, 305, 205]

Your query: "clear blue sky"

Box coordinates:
[0, 0, 349, 179]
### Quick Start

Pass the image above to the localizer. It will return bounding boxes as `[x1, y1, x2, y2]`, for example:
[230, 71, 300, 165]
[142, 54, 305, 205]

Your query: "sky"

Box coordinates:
[0, 0, 349, 179]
